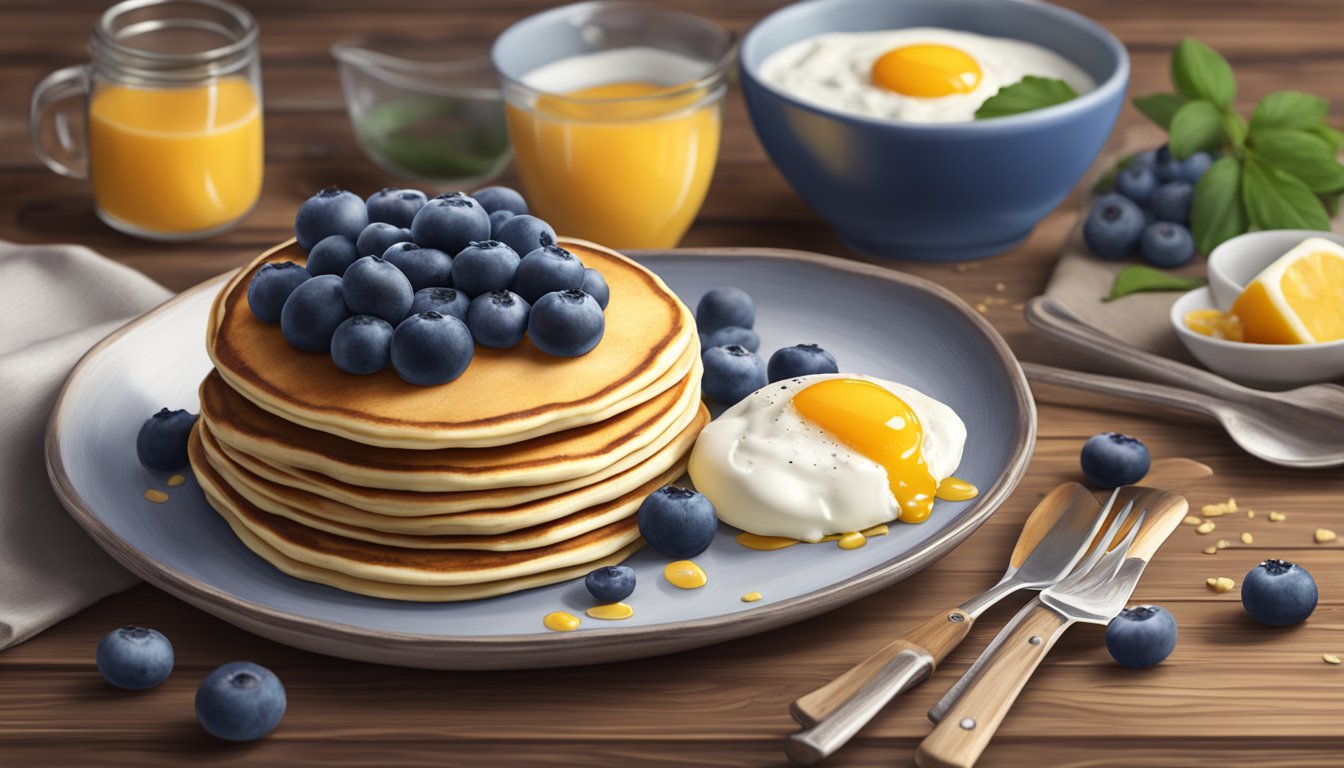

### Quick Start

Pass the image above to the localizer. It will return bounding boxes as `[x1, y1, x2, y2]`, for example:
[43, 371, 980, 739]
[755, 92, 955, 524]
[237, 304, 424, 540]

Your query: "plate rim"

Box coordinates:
[45, 245, 1036, 666]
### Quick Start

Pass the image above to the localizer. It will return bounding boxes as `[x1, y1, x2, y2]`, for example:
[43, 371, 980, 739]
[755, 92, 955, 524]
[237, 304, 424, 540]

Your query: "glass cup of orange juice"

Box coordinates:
[491, 2, 734, 249]
[29, 0, 263, 240]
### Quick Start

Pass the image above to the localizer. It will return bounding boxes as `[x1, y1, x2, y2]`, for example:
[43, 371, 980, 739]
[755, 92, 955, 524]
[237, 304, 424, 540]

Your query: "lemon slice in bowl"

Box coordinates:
[1231, 237, 1344, 344]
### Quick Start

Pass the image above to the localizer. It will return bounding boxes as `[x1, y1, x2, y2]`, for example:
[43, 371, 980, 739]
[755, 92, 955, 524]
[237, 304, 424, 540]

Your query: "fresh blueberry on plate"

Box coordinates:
[1149, 182, 1193, 225]
[365, 187, 426, 228]
[1139, 222, 1195, 268]
[280, 274, 351, 352]
[494, 214, 557, 260]
[637, 485, 718, 559]
[341, 255, 414, 324]
[702, 326, 760, 352]
[305, 235, 360, 278]
[246, 261, 311, 324]
[1152, 145, 1183, 183]
[702, 344, 767, 405]
[1242, 559, 1318, 627]
[1179, 151, 1214, 184]
[580, 267, 610, 309]
[1128, 149, 1158, 169]
[470, 185, 528, 216]
[767, 343, 838, 383]
[1105, 605, 1177, 668]
[1115, 165, 1159, 205]
[489, 210, 515, 237]
[410, 192, 491, 255]
[409, 287, 469, 321]
[136, 408, 198, 471]
[1083, 194, 1145, 261]
[96, 626, 174, 690]
[467, 290, 531, 349]
[696, 287, 754, 334]
[1079, 432, 1150, 489]
[294, 187, 367, 250]
[452, 240, 521, 298]
[510, 244, 586, 304]
[585, 565, 636, 604]
[382, 242, 452, 292]
[355, 222, 413, 259]
[195, 661, 286, 742]
[330, 315, 394, 375]
[391, 311, 474, 385]
[528, 289, 605, 357]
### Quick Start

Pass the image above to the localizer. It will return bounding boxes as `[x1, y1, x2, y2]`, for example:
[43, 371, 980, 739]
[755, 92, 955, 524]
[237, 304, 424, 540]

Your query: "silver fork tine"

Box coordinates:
[1054, 498, 1134, 590]
[1080, 506, 1147, 588]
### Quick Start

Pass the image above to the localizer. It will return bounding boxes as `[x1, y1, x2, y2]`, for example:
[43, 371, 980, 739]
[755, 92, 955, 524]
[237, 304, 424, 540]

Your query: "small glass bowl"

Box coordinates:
[332, 38, 510, 189]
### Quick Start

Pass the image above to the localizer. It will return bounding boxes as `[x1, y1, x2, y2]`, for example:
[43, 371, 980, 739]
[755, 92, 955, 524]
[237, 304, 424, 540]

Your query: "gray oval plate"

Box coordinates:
[47, 247, 1035, 670]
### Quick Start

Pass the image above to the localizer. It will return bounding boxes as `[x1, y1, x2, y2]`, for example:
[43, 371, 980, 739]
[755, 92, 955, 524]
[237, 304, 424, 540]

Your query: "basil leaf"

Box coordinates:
[1191, 156, 1248, 254]
[1105, 266, 1207, 302]
[975, 76, 1078, 120]
[1168, 100, 1225, 159]
[1310, 122, 1344, 151]
[1132, 93, 1186, 130]
[1171, 38, 1236, 109]
[1324, 192, 1342, 219]
[1251, 129, 1344, 193]
[1250, 90, 1329, 134]
[1242, 155, 1331, 230]
[1220, 110, 1249, 149]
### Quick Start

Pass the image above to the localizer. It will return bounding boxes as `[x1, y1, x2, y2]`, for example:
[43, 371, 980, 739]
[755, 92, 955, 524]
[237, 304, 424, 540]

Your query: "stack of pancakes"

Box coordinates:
[190, 239, 706, 601]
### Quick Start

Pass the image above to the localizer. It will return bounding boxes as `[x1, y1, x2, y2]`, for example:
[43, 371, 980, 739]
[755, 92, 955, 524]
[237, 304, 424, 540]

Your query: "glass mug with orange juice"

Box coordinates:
[30, 0, 263, 240]
[492, 2, 733, 249]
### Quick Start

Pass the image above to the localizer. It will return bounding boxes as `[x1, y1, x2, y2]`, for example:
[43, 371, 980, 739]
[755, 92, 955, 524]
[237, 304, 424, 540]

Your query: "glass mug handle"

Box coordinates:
[30, 65, 91, 179]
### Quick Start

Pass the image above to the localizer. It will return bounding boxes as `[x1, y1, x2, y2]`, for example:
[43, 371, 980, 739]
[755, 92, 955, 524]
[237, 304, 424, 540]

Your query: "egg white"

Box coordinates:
[688, 373, 967, 541]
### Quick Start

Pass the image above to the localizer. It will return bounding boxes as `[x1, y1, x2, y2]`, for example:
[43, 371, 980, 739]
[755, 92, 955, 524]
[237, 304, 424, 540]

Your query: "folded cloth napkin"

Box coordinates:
[0, 240, 170, 650]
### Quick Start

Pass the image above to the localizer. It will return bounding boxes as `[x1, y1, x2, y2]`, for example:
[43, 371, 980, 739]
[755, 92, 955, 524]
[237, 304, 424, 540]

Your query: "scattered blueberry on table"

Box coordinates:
[703, 325, 760, 353]
[1114, 165, 1159, 205]
[767, 343, 839, 383]
[1139, 221, 1196, 268]
[95, 626, 174, 690]
[1079, 432, 1150, 489]
[1105, 605, 1177, 668]
[1149, 181, 1193, 225]
[701, 344, 768, 406]
[528, 289, 605, 357]
[637, 486, 718, 559]
[695, 287, 755, 335]
[137, 408, 198, 472]
[1082, 194, 1146, 261]
[1085, 144, 1210, 267]
[1241, 559, 1317, 627]
[585, 565, 636, 604]
[195, 661, 287, 742]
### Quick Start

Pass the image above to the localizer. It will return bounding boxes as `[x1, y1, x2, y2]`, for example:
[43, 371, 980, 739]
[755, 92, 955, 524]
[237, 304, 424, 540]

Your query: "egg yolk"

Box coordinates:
[871, 44, 982, 98]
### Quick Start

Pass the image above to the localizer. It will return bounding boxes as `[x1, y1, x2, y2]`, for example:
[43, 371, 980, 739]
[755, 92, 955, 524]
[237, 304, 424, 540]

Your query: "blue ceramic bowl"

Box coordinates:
[740, 0, 1129, 261]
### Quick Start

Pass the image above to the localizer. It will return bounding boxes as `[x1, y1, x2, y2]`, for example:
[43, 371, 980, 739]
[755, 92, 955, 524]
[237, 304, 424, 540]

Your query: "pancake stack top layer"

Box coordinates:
[191, 238, 706, 601]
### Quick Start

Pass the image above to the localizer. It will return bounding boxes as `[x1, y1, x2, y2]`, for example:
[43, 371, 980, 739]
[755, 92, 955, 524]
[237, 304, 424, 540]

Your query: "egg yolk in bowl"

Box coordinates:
[870, 44, 982, 98]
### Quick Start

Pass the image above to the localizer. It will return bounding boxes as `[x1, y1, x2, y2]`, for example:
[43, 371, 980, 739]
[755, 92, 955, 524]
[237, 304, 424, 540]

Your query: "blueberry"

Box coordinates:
[767, 343, 838, 383]
[1153, 145, 1183, 183]
[1149, 182, 1193, 225]
[528, 289, 605, 357]
[1128, 149, 1158, 169]
[1082, 194, 1145, 260]
[365, 187, 426, 228]
[1079, 432, 1150, 489]
[696, 287, 754, 334]
[410, 192, 491, 254]
[355, 222, 413, 258]
[1105, 605, 1177, 668]
[452, 240, 521, 298]
[510, 244, 586, 303]
[581, 267, 610, 309]
[1139, 222, 1195, 269]
[342, 255, 413, 324]
[294, 187, 367, 250]
[391, 311, 474, 385]
[246, 261, 311, 324]
[1115, 165, 1159, 205]
[409, 287, 469, 321]
[95, 626, 174, 690]
[136, 408, 198, 471]
[330, 315, 393, 375]
[1179, 151, 1215, 184]
[494, 214, 557, 259]
[584, 565, 636, 604]
[382, 242, 452, 292]
[305, 235, 360, 277]
[467, 290, 531, 349]
[195, 661, 286, 742]
[280, 274, 351, 352]
[470, 185, 528, 216]
[701, 344, 767, 405]
[1242, 559, 1318, 627]
[637, 485, 717, 559]
[489, 209, 516, 237]
[702, 326, 760, 352]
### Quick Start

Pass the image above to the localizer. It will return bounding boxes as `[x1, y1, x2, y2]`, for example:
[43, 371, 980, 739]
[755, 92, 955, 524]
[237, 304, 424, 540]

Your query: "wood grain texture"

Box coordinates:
[4, 0, 1344, 765]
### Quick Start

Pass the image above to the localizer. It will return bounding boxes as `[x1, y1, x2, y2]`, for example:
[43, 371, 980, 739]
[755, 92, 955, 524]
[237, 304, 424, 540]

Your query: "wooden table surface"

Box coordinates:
[3, 0, 1342, 765]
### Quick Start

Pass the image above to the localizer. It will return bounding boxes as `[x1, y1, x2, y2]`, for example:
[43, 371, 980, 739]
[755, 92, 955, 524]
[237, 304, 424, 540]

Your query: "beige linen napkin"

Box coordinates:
[0, 240, 170, 650]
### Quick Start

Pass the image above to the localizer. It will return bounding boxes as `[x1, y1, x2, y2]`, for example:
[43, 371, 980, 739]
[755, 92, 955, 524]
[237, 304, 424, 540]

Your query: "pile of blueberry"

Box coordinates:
[248, 185, 611, 386]
[1083, 145, 1212, 268]
[695, 287, 840, 406]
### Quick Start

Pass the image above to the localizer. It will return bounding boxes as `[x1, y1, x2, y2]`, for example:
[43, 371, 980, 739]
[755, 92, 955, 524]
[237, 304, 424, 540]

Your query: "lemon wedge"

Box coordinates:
[1231, 237, 1344, 344]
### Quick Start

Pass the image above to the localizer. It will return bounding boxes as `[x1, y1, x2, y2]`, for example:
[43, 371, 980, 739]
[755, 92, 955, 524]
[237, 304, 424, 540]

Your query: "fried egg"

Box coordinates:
[688, 374, 970, 541]
[759, 27, 1094, 123]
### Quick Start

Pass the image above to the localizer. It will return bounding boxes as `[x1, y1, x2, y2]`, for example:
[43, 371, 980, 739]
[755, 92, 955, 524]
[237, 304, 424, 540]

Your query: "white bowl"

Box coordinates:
[1207, 229, 1344, 306]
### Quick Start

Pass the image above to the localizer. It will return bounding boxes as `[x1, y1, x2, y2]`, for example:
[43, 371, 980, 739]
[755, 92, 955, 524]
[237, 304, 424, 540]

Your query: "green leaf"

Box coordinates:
[1309, 122, 1344, 151]
[1323, 192, 1342, 218]
[1249, 90, 1329, 134]
[1105, 266, 1207, 302]
[1168, 100, 1225, 159]
[1132, 93, 1186, 130]
[1251, 129, 1344, 193]
[1191, 156, 1248, 254]
[1242, 155, 1331, 230]
[1220, 110, 1249, 149]
[975, 76, 1079, 120]
[1171, 38, 1237, 109]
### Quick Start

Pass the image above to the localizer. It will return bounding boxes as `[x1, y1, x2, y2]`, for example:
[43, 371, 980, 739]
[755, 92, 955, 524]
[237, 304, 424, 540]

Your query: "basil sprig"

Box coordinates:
[975, 76, 1078, 120]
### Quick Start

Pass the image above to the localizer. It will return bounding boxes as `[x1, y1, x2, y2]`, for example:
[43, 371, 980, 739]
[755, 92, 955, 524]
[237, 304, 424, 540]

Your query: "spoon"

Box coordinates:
[1025, 296, 1344, 468]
